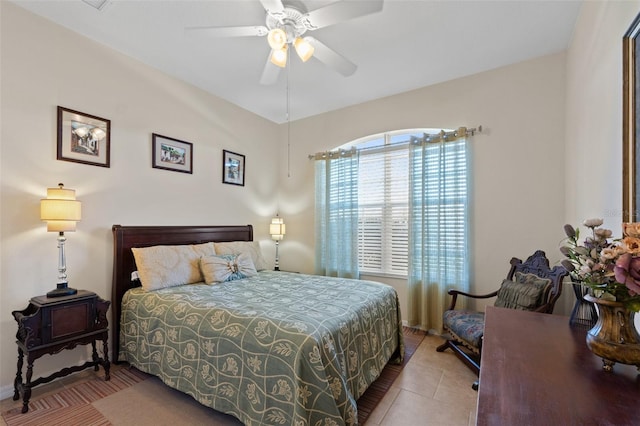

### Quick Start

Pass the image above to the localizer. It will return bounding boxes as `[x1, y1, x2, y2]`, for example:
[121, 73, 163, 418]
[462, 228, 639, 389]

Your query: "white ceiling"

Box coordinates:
[12, 0, 582, 124]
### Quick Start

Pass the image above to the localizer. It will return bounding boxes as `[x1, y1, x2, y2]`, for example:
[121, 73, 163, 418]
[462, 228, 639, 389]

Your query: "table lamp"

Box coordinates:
[269, 216, 286, 271]
[40, 183, 81, 297]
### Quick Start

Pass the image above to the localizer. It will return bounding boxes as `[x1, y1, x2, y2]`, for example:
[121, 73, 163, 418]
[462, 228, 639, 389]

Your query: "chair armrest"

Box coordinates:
[446, 289, 499, 310]
[533, 302, 554, 314]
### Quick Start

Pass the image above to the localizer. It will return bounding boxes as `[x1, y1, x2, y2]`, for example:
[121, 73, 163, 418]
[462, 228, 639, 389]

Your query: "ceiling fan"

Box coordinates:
[185, 0, 384, 85]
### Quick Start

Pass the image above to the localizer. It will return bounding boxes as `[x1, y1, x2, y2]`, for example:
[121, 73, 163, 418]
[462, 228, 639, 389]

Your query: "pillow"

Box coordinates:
[200, 253, 257, 284]
[516, 271, 553, 306]
[214, 241, 268, 271]
[494, 272, 552, 311]
[131, 242, 215, 291]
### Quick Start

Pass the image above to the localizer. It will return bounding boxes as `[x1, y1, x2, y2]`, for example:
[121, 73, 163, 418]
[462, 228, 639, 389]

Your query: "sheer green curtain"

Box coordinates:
[408, 132, 470, 332]
[314, 150, 359, 278]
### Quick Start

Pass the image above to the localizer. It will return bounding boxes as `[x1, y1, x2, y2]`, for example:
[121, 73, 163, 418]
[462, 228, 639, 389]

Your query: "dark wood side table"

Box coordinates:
[12, 290, 110, 413]
[477, 306, 640, 425]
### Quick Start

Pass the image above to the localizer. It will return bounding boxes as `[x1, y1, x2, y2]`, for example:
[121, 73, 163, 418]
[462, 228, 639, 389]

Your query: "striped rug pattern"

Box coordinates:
[2, 327, 424, 426]
[2, 367, 148, 426]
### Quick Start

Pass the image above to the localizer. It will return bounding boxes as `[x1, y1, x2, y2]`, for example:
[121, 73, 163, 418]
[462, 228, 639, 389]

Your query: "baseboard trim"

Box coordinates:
[0, 383, 15, 401]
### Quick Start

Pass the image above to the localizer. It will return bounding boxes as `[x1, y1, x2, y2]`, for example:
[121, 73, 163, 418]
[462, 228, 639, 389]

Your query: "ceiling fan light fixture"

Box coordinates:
[270, 46, 288, 68]
[294, 37, 314, 62]
[267, 28, 287, 50]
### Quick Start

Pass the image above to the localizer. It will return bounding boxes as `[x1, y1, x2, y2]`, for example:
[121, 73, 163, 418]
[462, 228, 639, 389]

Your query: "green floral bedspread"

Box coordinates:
[119, 271, 403, 426]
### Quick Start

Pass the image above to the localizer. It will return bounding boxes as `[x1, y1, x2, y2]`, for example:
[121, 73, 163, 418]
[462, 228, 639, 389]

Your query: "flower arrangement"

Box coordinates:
[560, 219, 640, 312]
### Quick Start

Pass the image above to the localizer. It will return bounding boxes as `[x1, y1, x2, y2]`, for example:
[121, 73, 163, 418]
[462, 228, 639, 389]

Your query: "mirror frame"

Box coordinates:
[623, 13, 640, 223]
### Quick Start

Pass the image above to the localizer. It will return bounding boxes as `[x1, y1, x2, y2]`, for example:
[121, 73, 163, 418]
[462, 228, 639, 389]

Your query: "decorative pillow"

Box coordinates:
[214, 241, 268, 271]
[131, 242, 215, 291]
[200, 253, 257, 284]
[516, 271, 553, 306]
[494, 272, 551, 311]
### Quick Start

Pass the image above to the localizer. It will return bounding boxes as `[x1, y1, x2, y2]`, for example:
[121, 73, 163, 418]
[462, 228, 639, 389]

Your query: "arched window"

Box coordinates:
[315, 127, 471, 330]
[337, 129, 445, 277]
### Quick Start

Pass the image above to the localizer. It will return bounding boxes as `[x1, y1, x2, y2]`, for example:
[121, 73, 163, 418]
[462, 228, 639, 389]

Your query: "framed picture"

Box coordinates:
[222, 149, 245, 186]
[152, 133, 193, 174]
[624, 12, 640, 222]
[57, 106, 111, 167]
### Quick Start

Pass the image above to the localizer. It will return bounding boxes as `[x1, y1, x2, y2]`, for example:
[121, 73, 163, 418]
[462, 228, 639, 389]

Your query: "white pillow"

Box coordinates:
[214, 241, 268, 271]
[131, 242, 215, 291]
[200, 253, 257, 284]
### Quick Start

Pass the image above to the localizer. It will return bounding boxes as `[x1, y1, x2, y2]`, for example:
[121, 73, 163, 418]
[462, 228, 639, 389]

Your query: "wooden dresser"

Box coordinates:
[477, 306, 640, 425]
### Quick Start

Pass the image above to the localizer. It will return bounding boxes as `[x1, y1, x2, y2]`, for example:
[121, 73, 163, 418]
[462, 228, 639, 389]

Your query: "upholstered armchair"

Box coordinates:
[436, 250, 568, 385]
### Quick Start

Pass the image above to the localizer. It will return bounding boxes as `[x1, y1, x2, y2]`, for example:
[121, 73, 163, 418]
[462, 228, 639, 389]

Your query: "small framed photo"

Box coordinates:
[222, 150, 245, 186]
[57, 106, 111, 167]
[152, 133, 193, 174]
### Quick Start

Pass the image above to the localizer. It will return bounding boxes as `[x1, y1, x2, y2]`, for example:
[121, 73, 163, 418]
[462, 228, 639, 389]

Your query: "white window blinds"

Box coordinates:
[314, 151, 360, 278]
[319, 128, 470, 280]
[357, 144, 409, 276]
[409, 140, 469, 282]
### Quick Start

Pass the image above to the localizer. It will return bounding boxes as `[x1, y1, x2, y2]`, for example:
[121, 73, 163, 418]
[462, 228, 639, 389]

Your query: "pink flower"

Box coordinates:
[614, 253, 640, 295]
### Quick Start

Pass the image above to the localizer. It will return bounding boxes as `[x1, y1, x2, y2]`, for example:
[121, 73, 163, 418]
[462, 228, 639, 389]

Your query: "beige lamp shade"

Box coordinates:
[267, 28, 287, 50]
[270, 216, 286, 241]
[270, 46, 288, 68]
[41, 184, 81, 232]
[294, 37, 314, 62]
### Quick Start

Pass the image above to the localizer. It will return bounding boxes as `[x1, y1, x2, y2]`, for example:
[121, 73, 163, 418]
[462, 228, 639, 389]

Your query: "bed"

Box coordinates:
[112, 224, 403, 426]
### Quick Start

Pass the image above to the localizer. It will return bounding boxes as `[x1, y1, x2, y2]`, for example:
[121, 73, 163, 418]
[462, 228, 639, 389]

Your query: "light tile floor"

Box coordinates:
[1, 334, 479, 426]
[365, 334, 478, 425]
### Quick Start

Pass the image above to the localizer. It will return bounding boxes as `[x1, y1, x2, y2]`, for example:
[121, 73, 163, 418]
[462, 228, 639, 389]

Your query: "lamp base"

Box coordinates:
[47, 283, 77, 298]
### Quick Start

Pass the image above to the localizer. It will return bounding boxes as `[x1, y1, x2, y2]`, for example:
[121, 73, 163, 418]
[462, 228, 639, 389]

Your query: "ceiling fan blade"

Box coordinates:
[304, 0, 383, 30]
[184, 25, 268, 38]
[260, 52, 281, 85]
[306, 37, 357, 77]
[259, 0, 284, 14]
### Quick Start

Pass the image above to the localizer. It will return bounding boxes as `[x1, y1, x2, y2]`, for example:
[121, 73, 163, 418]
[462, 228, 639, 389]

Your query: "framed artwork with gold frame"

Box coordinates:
[623, 13, 640, 222]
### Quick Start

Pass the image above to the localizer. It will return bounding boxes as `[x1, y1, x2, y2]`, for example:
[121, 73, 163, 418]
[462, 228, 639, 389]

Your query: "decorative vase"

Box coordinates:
[584, 294, 640, 372]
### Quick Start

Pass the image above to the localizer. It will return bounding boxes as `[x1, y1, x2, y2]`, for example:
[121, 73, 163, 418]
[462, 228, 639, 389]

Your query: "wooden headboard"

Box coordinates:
[111, 224, 254, 362]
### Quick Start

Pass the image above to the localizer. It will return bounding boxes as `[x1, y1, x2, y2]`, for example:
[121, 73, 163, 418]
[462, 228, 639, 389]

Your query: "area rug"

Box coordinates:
[2, 327, 424, 426]
[1, 367, 149, 426]
[357, 326, 425, 424]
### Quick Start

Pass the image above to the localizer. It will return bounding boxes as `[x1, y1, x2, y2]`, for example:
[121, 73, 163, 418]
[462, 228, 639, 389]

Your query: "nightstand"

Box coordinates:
[11, 290, 110, 413]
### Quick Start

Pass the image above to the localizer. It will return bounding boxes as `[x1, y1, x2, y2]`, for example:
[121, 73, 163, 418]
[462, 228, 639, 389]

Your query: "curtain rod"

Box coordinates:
[308, 125, 482, 160]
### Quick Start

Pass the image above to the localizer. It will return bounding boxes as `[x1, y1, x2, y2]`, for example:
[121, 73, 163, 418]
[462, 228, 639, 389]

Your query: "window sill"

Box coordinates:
[360, 272, 407, 280]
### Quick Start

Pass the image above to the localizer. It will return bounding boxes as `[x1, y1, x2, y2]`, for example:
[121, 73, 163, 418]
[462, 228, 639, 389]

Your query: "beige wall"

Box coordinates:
[3, 0, 640, 400]
[565, 1, 639, 228]
[279, 52, 568, 316]
[0, 2, 279, 398]
[565, 1, 640, 319]
[277, 0, 640, 321]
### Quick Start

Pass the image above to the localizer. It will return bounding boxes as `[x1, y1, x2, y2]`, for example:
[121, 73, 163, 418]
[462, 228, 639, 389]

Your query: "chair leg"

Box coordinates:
[435, 338, 480, 376]
[436, 340, 450, 352]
